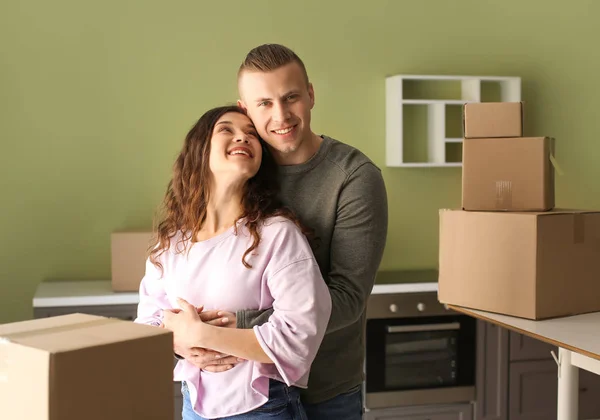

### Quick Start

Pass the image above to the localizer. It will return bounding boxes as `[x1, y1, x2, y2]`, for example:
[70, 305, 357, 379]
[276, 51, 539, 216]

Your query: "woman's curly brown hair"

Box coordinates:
[149, 105, 311, 272]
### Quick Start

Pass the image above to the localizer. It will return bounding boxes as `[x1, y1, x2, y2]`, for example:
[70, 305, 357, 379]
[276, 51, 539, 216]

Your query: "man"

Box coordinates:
[181, 44, 388, 419]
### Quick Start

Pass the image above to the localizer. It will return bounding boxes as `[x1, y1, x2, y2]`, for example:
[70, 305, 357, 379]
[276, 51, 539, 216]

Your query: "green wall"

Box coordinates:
[1, 0, 599, 323]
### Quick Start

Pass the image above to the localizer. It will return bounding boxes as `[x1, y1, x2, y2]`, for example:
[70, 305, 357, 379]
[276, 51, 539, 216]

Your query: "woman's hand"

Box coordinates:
[162, 298, 205, 349]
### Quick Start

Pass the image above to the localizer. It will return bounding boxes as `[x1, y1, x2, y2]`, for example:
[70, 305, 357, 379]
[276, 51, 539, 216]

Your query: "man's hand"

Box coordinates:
[185, 347, 242, 372]
[199, 309, 237, 328]
[194, 308, 239, 370]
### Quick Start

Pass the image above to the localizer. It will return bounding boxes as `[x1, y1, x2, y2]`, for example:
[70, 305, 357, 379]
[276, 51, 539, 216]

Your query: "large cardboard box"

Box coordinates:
[111, 231, 153, 292]
[462, 137, 555, 211]
[0, 313, 173, 420]
[438, 209, 600, 320]
[463, 102, 523, 138]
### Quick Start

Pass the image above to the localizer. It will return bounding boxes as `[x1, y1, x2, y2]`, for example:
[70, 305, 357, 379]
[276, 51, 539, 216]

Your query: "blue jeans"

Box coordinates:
[302, 384, 363, 420]
[182, 379, 307, 420]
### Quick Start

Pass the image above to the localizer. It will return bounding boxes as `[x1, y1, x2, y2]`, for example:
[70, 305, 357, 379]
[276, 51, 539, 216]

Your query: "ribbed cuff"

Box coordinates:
[236, 310, 246, 329]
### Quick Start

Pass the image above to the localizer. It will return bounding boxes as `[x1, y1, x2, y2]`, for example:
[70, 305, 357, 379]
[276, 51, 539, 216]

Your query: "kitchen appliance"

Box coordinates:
[364, 270, 477, 409]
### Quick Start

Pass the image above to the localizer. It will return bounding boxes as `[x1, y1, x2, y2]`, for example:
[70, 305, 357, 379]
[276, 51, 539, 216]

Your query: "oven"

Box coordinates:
[364, 290, 476, 409]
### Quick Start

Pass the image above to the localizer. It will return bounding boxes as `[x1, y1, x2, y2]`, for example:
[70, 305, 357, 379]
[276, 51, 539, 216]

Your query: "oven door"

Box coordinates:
[365, 314, 476, 408]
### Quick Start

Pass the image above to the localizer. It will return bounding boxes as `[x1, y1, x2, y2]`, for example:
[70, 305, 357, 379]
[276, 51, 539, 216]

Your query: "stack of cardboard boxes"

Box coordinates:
[438, 102, 600, 320]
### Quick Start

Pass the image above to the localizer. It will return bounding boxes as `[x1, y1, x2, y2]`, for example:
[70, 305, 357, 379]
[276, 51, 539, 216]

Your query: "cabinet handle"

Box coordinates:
[580, 387, 588, 393]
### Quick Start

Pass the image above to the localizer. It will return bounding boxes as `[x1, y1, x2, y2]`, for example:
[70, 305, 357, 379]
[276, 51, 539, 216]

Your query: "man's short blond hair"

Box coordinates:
[238, 44, 309, 86]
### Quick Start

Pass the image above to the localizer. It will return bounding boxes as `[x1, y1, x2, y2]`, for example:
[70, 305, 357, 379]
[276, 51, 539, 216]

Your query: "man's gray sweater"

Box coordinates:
[237, 135, 388, 404]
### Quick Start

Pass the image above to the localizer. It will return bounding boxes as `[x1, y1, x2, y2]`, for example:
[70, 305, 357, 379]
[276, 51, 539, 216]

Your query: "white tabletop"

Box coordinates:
[33, 280, 439, 308]
[450, 305, 600, 361]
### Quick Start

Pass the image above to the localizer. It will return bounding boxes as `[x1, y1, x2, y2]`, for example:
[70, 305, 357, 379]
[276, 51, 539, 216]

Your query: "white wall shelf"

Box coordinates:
[385, 74, 521, 167]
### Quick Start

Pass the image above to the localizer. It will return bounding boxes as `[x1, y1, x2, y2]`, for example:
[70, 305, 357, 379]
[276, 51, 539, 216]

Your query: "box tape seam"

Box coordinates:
[0, 318, 120, 342]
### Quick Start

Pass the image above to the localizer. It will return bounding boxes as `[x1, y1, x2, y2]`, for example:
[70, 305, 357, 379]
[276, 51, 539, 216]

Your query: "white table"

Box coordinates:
[450, 305, 600, 420]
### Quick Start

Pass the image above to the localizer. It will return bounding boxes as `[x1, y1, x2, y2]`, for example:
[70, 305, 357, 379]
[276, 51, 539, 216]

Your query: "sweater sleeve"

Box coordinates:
[323, 162, 388, 332]
[252, 256, 332, 387]
[134, 257, 171, 327]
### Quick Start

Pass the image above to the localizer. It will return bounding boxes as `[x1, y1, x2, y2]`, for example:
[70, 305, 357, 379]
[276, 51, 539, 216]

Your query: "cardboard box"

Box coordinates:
[111, 231, 153, 292]
[0, 313, 173, 420]
[462, 137, 555, 211]
[463, 102, 523, 138]
[438, 209, 600, 320]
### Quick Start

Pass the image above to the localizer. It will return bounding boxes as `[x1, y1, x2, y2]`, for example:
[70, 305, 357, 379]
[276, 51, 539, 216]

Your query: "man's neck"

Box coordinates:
[274, 132, 323, 166]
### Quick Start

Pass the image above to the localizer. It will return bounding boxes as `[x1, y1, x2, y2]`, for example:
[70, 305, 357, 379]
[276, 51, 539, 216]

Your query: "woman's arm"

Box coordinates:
[163, 298, 273, 363]
[135, 258, 170, 327]
[250, 257, 332, 386]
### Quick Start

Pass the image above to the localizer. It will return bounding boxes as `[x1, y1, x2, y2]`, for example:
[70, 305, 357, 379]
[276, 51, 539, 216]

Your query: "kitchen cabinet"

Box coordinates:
[508, 359, 557, 420]
[476, 320, 600, 420]
[364, 403, 473, 420]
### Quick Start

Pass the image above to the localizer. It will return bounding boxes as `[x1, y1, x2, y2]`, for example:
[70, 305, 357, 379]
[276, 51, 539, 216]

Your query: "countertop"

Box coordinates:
[371, 269, 438, 295]
[33, 270, 439, 308]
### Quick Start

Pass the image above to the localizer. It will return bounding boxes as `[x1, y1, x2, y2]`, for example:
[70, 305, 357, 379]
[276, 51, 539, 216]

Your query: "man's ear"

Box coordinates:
[237, 99, 247, 111]
[308, 83, 315, 110]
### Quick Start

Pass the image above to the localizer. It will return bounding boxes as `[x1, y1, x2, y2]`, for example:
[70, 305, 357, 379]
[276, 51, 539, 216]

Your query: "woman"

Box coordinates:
[134, 105, 331, 420]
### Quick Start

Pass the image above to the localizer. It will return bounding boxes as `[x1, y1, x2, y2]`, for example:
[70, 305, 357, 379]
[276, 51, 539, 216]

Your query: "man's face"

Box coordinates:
[238, 62, 314, 162]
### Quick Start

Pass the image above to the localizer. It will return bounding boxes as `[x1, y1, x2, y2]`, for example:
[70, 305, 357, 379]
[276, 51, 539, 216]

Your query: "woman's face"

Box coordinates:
[208, 112, 262, 183]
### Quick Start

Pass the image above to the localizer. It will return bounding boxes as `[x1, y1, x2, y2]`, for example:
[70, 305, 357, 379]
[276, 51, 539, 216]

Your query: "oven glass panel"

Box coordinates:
[384, 326, 458, 389]
[365, 315, 476, 394]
